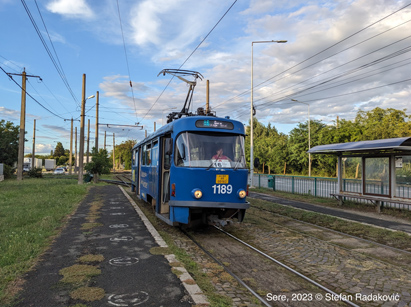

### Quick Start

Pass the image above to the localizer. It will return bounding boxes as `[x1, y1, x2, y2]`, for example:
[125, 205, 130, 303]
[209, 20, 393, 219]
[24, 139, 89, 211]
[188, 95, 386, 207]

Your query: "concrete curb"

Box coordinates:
[119, 186, 210, 306]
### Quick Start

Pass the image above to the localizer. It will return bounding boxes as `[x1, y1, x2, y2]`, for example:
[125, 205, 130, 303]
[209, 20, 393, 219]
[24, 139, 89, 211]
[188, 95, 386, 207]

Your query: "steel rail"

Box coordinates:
[250, 202, 411, 255]
[98, 179, 130, 187]
[181, 229, 272, 307]
[246, 210, 411, 274]
[214, 226, 360, 307]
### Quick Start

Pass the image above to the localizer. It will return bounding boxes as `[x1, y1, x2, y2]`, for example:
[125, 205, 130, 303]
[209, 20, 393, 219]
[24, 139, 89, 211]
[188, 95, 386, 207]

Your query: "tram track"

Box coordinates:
[249, 203, 411, 257]
[182, 227, 354, 307]
[98, 178, 130, 187]
[180, 206, 411, 306]
[246, 210, 411, 275]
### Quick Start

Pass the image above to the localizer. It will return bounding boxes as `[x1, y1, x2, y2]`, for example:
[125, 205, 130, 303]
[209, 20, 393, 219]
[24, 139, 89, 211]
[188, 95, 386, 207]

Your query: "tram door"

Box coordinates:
[135, 148, 140, 196]
[160, 136, 172, 215]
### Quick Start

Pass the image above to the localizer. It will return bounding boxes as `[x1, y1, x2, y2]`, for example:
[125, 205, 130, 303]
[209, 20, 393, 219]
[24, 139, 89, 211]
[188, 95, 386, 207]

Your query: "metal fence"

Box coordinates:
[249, 174, 411, 210]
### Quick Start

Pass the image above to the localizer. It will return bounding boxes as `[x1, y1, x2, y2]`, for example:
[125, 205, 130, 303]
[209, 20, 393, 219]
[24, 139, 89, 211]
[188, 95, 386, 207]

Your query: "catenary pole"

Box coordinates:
[69, 118, 73, 175]
[31, 119, 36, 170]
[95, 91, 99, 151]
[78, 74, 86, 184]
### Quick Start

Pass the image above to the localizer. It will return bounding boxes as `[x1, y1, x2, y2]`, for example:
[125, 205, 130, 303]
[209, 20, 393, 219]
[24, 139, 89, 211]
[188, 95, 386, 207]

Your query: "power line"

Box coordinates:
[252, 38, 411, 108]
[1, 65, 67, 120]
[21, 0, 79, 105]
[251, 2, 411, 96]
[214, 2, 411, 111]
[141, 0, 238, 121]
[116, 0, 140, 124]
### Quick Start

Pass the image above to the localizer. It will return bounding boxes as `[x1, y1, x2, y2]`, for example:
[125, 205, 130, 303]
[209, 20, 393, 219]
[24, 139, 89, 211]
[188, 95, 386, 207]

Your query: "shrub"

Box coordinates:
[3, 164, 15, 179]
[27, 167, 43, 178]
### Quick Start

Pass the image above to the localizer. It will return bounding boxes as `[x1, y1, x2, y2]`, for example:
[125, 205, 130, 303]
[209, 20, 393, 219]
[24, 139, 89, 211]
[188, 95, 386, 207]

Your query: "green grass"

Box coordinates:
[0, 177, 88, 305]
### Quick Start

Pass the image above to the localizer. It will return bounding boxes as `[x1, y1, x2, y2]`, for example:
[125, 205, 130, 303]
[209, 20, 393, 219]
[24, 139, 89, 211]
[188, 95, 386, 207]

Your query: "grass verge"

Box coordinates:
[0, 177, 89, 305]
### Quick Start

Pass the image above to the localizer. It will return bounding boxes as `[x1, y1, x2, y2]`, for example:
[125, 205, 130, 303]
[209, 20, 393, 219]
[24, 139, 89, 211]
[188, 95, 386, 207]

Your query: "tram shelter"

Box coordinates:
[308, 137, 411, 212]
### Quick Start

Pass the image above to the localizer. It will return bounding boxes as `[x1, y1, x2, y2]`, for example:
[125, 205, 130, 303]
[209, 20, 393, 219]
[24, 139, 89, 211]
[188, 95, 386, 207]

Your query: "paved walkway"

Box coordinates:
[249, 191, 411, 234]
[15, 185, 208, 307]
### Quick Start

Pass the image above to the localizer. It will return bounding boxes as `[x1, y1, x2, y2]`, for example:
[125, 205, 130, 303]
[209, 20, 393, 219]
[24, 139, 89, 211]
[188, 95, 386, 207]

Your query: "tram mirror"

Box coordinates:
[254, 158, 260, 168]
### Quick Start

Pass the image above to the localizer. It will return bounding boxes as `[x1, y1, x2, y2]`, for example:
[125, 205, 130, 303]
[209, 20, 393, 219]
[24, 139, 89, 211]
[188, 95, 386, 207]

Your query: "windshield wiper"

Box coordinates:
[206, 160, 215, 170]
[233, 153, 245, 171]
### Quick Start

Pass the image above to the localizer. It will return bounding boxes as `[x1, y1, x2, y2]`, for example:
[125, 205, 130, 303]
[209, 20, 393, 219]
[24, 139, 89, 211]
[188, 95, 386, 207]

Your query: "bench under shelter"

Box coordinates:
[308, 137, 411, 212]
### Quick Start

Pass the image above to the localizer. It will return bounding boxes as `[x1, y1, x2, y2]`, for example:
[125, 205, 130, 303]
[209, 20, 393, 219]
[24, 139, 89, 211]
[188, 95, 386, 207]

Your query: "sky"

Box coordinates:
[1, 0, 411, 155]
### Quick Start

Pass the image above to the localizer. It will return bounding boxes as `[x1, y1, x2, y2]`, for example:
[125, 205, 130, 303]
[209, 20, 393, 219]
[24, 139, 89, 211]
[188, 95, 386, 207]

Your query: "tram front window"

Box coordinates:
[175, 132, 246, 169]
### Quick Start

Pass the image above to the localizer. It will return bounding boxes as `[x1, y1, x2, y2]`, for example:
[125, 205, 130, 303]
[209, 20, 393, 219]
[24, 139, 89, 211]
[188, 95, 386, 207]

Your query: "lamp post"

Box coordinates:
[250, 40, 287, 187]
[291, 99, 311, 176]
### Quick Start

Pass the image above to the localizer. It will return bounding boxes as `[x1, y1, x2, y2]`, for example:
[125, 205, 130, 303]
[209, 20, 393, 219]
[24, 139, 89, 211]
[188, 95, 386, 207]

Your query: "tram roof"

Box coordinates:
[308, 137, 411, 155]
[132, 115, 245, 150]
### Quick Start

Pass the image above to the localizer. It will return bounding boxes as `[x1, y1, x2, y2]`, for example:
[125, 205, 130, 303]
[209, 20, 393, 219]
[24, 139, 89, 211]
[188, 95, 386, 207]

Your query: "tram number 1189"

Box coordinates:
[212, 184, 232, 194]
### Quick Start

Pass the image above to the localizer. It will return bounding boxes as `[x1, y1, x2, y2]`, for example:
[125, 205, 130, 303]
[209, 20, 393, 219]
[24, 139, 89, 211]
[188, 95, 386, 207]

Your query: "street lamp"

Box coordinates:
[250, 40, 287, 187]
[291, 99, 311, 176]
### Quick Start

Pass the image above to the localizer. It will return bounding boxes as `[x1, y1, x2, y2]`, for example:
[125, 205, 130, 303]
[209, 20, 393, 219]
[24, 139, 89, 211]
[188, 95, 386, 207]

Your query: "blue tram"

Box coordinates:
[131, 115, 249, 226]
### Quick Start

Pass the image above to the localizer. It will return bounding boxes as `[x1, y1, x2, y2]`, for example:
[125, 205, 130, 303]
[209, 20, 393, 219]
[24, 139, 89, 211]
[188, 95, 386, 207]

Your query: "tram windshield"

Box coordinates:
[175, 132, 246, 169]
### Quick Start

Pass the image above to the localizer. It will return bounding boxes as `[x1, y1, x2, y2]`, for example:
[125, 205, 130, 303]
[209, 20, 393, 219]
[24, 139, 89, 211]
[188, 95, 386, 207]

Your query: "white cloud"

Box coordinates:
[35, 143, 54, 154]
[0, 107, 20, 121]
[46, 0, 94, 19]
[129, 0, 227, 58]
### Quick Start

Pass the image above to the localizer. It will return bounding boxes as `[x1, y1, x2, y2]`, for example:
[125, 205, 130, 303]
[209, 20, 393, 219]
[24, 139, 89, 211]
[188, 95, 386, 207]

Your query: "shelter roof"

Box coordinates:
[308, 137, 411, 155]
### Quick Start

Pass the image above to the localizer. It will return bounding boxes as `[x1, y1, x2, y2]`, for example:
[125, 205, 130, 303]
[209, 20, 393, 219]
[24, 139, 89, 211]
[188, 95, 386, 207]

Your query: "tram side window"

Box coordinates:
[151, 141, 159, 166]
[147, 143, 151, 165]
[141, 145, 146, 165]
[142, 144, 151, 166]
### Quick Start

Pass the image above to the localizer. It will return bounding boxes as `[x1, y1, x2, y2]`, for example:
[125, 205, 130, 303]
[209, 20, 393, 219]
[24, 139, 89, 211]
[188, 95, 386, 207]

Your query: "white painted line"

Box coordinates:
[119, 186, 210, 306]
[109, 256, 139, 266]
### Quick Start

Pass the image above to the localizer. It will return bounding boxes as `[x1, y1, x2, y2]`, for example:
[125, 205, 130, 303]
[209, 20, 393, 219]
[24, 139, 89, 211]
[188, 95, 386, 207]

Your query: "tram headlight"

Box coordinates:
[237, 189, 246, 199]
[192, 189, 203, 199]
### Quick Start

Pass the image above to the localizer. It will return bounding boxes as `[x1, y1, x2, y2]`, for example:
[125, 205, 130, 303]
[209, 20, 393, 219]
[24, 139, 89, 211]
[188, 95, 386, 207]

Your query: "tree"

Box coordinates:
[0, 120, 19, 166]
[85, 148, 112, 183]
[58, 155, 68, 166]
[114, 140, 136, 170]
[288, 120, 326, 175]
[54, 142, 65, 157]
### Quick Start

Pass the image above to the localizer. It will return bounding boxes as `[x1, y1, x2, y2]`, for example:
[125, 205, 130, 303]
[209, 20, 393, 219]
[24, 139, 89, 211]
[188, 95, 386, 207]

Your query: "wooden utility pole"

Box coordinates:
[69, 118, 73, 175]
[206, 80, 210, 114]
[75, 126, 78, 173]
[86, 118, 90, 164]
[7, 69, 41, 180]
[79, 74, 86, 184]
[113, 133, 115, 170]
[104, 131, 106, 150]
[95, 91, 99, 151]
[154, 122, 156, 132]
[31, 119, 36, 170]
[16, 70, 27, 181]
